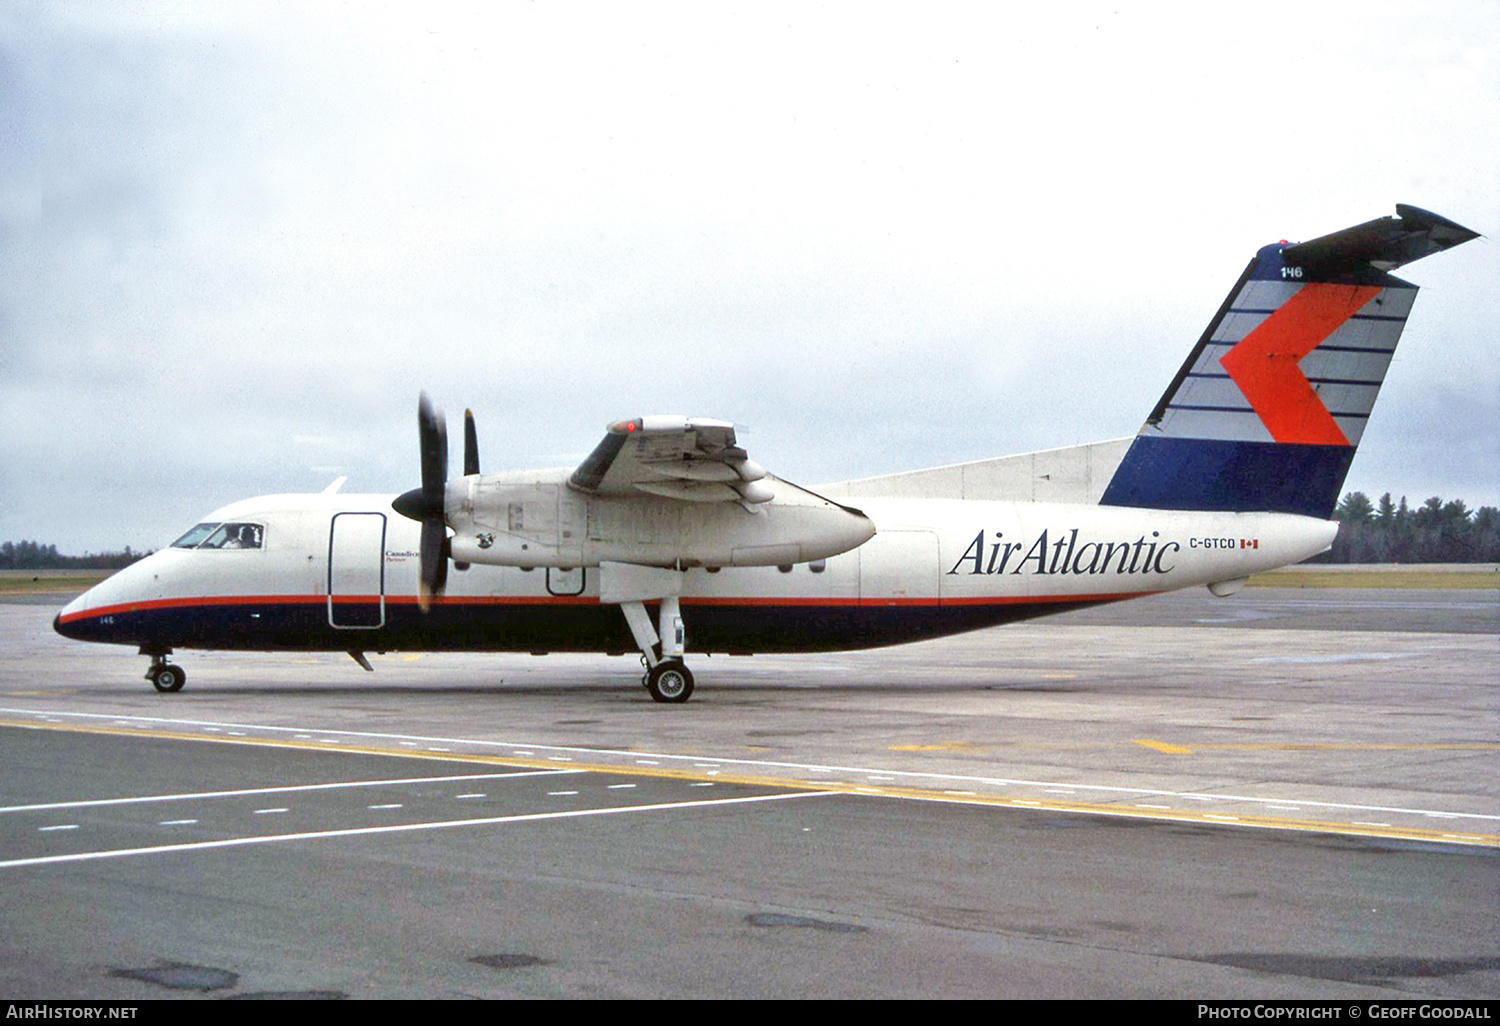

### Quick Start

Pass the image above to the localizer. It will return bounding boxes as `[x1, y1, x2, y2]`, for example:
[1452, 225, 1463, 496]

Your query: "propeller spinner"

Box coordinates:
[392, 393, 478, 611]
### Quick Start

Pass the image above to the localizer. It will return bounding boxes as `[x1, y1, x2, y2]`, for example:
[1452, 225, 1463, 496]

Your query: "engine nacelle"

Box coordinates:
[445, 469, 874, 569]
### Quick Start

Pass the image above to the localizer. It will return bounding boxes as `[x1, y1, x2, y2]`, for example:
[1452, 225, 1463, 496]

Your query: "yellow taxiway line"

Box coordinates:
[3, 716, 1495, 849]
[1132, 738, 1499, 755]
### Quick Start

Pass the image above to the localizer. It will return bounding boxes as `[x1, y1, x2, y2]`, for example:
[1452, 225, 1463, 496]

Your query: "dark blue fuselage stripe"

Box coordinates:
[54, 600, 1125, 655]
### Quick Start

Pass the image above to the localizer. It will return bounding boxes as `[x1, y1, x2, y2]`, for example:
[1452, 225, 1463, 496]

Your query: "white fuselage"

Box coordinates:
[56, 490, 1335, 656]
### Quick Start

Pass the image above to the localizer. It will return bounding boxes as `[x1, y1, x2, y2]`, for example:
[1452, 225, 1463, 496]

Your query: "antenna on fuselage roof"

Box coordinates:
[321, 476, 348, 495]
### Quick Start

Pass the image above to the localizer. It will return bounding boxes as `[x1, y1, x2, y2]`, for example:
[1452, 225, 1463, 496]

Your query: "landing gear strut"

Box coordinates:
[604, 562, 696, 703]
[143, 650, 185, 693]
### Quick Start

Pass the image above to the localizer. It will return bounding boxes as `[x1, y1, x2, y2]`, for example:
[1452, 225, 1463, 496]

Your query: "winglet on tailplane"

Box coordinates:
[1099, 205, 1479, 519]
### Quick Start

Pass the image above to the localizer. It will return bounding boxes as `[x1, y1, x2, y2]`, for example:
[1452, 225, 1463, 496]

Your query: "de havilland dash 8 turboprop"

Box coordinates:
[55, 205, 1478, 702]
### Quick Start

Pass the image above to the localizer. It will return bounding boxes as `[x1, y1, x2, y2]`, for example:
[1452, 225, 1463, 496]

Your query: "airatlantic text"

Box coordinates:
[948, 528, 1181, 576]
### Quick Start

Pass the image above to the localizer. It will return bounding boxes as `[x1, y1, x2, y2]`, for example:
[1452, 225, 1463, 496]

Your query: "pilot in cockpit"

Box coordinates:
[220, 524, 260, 549]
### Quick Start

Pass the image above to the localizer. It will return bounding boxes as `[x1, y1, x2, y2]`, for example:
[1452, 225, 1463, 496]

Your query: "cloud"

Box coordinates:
[2, 2, 1496, 551]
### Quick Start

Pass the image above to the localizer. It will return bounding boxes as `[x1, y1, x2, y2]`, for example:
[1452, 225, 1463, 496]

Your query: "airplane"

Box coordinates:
[54, 205, 1478, 702]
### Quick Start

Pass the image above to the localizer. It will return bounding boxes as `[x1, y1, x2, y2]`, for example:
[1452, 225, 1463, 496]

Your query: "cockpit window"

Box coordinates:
[172, 522, 264, 550]
[172, 523, 221, 548]
[202, 523, 263, 549]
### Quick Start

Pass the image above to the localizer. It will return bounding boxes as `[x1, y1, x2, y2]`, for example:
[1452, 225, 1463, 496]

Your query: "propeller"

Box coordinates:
[392, 393, 451, 612]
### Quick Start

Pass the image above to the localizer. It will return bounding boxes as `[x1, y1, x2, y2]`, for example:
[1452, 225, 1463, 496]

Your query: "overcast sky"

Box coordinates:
[2, 1, 1496, 553]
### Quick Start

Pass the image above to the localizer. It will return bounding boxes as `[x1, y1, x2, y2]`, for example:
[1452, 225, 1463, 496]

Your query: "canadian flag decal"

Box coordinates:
[1219, 283, 1381, 446]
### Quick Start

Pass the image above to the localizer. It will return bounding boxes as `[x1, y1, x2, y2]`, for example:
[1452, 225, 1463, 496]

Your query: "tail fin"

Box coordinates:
[1100, 204, 1478, 518]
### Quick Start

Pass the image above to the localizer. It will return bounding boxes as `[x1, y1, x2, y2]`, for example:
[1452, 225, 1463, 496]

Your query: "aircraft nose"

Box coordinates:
[54, 588, 97, 641]
[53, 609, 84, 641]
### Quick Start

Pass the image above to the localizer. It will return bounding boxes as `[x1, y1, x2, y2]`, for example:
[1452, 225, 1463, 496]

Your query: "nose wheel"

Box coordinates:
[644, 659, 694, 703]
[145, 657, 186, 693]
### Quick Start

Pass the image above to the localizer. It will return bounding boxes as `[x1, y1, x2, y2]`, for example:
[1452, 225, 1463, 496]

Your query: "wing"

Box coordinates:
[568, 416, 774, 504]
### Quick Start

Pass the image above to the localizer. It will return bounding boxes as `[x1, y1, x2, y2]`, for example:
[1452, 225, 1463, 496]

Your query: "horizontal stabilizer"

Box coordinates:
[1281, 204, 1480, 276]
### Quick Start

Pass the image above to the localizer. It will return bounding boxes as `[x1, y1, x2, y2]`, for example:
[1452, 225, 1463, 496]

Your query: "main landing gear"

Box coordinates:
[624, 596, 694, 703]
[605, 563, 697, 703]
[144, 651, 186, 693]
[644, 658, 694, 704]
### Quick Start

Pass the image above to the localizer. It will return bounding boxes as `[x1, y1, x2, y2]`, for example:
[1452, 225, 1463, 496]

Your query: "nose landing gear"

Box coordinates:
[143, 650, 185, 693]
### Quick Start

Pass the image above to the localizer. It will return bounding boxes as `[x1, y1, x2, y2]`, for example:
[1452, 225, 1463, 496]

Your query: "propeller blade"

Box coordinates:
[418, 517, 448, 612]
[463, 408, 480, 477]
[418, 392, 448, 502]
[396, 392, 452, 613]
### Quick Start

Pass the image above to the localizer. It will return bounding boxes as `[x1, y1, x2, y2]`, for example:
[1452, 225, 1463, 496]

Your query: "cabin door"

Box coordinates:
[858, 530, 940, 603]
[328, 512, 387, 629]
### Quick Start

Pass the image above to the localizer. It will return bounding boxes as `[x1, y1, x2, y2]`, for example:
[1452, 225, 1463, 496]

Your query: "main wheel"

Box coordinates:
[150, 664, 186, 693]
[645, 660, 694, 703]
